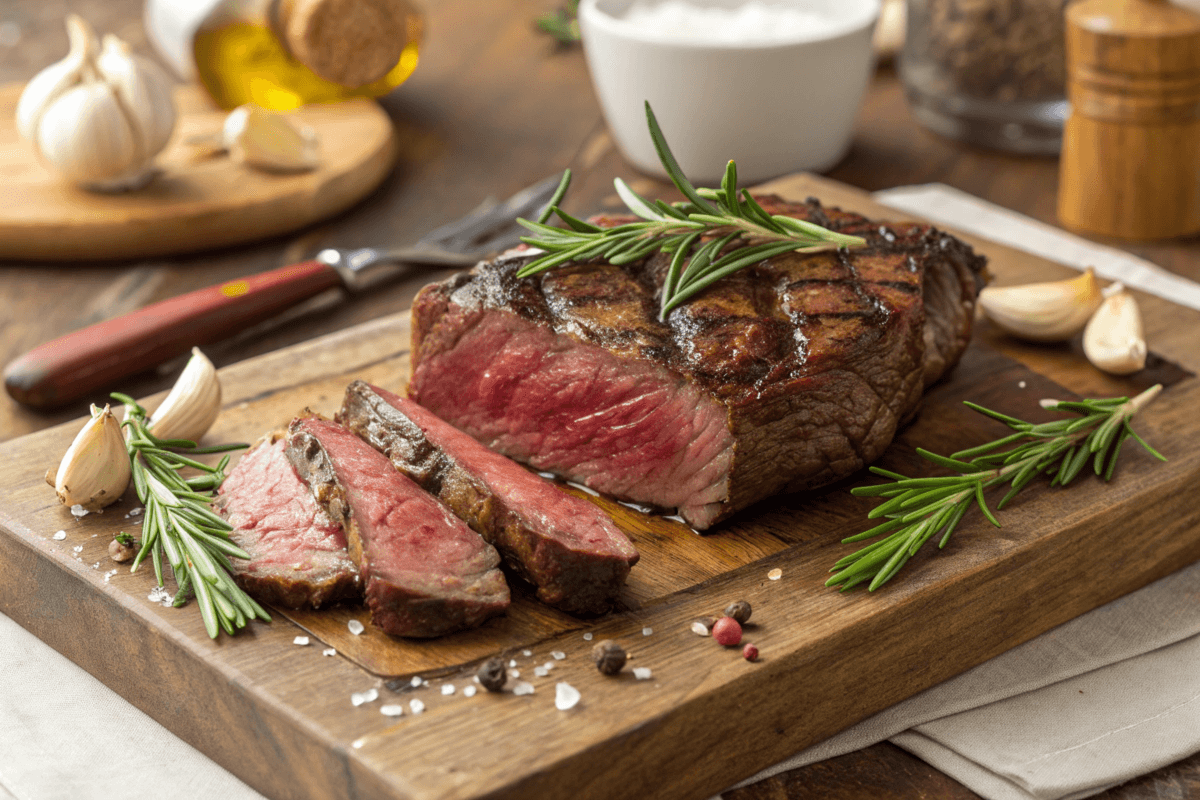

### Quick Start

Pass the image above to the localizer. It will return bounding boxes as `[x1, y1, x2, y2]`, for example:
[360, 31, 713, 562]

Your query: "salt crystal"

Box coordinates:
[543, 662, 555, 671]
[352, 738, 365, 749]
[583, 632, 593, 641]
[348, 619, 365, 635]
[768, 568, 783, 581]
[410, 676, 423, 688]
[70, 504, 88, 517]
[72, 545, 83, 553]
[323, 648, 337, 657]
[351, 692, 368, 707]
[52, 530, 66, 541]
[511, 681, 535, 696]
[380, 704, 404, 717]
[551, 650, 566, 660]
[441, 684, 455, 696]
[293, 636, 310, 646]
[508, 669, 520, 679]
[1019, 381, 1027, 389]
[691, 621, 710, 636]
[534, 666, 549, 678]
[463, 685, 477, 698]
[362, 688, 378, 703]
[633, 667, 653, 680]
[92, 562, 100, 569]
[555, 682, 581, 711]
[522, 649, 532, 657]
[509, 659, 517, 668]
[642, 627, 653, 636]
[409, 699, 425, 714]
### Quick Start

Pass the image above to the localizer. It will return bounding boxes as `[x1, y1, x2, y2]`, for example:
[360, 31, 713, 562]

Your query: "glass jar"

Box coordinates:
[900, 0, 1069, 154]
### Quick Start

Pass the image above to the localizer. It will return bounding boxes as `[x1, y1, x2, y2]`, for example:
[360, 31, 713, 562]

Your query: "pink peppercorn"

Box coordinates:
[712, 616, 742, 646]
[742, 643, 759, 662]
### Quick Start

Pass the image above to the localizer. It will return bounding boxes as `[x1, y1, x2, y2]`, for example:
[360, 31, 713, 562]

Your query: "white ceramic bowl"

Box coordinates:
[579, 0, 880, 185]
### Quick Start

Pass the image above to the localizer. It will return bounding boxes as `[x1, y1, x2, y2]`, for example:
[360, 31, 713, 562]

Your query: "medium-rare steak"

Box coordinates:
[337, 380, 640, 615]
[217, 432, 361, 609]
[409, 197, 987, 530]
[286, 416, 509, 637]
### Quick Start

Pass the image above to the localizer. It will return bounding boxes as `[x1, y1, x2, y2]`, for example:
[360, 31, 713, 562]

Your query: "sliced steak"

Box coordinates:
[217, 432, 361, 609]
[337, 380, 640, 615]
[286, 416, 509, 637]
[409, 197, 986, 530]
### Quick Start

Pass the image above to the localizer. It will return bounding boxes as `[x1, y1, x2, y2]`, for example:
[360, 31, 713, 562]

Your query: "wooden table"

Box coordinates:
[1, 1, 1197, 798]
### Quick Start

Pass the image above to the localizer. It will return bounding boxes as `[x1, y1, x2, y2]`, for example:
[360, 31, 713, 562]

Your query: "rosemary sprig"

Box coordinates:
[112, 392, 270, 638]
[516, 102, 866, 320]
[827, 384, 1166, 592]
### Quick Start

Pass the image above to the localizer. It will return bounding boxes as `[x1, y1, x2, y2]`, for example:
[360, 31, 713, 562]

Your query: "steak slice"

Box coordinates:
[217, 432, 360, 609]
[286, 416, 509, 637]
[409, 197, 986, 530]
[337, 380, 640, 615]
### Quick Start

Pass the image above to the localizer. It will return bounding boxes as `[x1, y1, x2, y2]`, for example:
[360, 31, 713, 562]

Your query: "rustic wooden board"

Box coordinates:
[0, 83, 395, 261]
[1, 174, 1198, 800]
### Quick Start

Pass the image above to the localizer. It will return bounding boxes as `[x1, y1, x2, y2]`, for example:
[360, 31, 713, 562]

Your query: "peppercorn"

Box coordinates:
[712, 616, 742, 646]
[476, 657, 507, 692]
[742, 643, 759, 662]
[724, 600, 752, 625]
[592, 639, 627, 675]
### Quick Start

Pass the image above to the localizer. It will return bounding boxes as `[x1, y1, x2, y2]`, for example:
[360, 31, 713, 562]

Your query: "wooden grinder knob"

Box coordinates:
[278, 0, 418, 88]
[1057, 0, 1200, 239]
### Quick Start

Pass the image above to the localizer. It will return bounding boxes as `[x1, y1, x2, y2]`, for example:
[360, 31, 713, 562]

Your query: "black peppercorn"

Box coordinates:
[724, 600, 752, 625]
[591, 640, 626, 675]
[476, 657, 507, 692]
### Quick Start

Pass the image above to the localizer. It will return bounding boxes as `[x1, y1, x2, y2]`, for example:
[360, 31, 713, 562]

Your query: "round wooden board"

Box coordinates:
[0, 83, 396, 261]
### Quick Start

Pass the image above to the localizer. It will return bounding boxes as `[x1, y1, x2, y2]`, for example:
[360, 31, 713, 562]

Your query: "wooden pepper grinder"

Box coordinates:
[1058, 0, 1200, 239]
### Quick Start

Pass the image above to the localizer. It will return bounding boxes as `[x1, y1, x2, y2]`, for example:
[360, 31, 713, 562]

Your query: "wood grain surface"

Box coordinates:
[0, 82, 396, 260]
[1, 173, 1198, 800]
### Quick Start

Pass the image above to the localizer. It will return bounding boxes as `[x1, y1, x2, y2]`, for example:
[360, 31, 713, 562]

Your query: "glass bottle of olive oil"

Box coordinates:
[145, 0, 422, 110]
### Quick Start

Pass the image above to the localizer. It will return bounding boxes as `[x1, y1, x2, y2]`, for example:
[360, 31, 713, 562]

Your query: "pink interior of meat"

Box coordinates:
[369, 384, 637, 561]
[296, 418, 498, 583]
[410, 308, 734, 526]
[219, 438, 350, 571]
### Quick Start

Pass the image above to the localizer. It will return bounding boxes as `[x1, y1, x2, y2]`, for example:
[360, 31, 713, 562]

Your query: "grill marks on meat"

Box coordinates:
[286, 416, 509, 638]
[410, 197, 986, 529]
[217, 433, 360, 609]
[337, 381, 639, 615]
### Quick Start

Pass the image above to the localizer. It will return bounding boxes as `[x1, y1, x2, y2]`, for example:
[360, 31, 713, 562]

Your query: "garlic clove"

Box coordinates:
[222, 104, 319, 173]
[1083, 285, 1147, 375]
[97, 33, 177, 158]
[978, 268, 1103, 342]
[55, 403, 131, 511]
[15, 14, 94, 142]
[148, 348, 222, 443]
[35, 82, 142, 185]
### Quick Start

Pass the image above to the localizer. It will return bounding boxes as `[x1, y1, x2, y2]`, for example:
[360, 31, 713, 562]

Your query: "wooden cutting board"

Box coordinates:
[1, 174, 1198, 800]
[0, 83, 395, 261]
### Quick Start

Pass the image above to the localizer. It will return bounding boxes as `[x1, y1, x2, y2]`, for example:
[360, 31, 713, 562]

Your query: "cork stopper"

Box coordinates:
[278, 0, 417, 88]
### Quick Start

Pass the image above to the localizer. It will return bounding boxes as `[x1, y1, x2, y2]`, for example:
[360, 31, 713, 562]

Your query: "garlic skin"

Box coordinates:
[15, 15, 176, 192]
[978, 268, 1103, 342]
[1083, 285, 1147, 375]
[55, 404, 131, 511]
[222, 104, 319, 173]
[148, 348, 222, 443]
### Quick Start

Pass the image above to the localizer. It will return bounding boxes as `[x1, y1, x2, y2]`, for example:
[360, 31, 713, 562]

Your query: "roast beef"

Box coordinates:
[286, 416, 509, 637]
[217, 432, 361, 609]
[337, 380, 640, 615]
[409, 197, 987, 529]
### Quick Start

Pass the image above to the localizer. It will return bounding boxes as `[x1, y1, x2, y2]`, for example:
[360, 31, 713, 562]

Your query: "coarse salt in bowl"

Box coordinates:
[579, 0, 881, 184]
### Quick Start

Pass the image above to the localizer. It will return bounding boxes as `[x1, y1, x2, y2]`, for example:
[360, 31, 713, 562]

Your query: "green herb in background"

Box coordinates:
[827, 384, 1166, 592]
[112, 392, 270, 638]
[536, 0, 580, 44]
[516, 102, 865, 320]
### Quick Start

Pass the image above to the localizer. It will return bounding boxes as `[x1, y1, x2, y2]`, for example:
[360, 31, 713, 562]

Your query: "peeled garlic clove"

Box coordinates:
[978, 268, 1103, 342]
[55, 403, 131, 511]
[1083, 285, 1146, 375]
[222, 104, 319, 173]
[148, 348, 222, 443]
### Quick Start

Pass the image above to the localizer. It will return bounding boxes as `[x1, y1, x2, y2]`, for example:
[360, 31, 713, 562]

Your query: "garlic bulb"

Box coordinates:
[1083, 284, 1147, 375]
[222, 104, 319, 173]
[978, 268, 1103, 342]
[149, 348, 222, 443]
[55, 404, 131, 511]
[15, 15, 176, 192]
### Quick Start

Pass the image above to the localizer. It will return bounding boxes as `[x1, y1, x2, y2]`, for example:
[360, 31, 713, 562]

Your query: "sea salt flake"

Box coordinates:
[463, 685, 477, 698]
[1019, 381, 1027, 389]
[551, 650, 566, 660]
[642, 627, 653, 636]
[92, 562, 100, 569]
[348, 619, 365, 635]
[441, 684, 455, 696]
[691, 621, 710, 636]
[768, 568, 783, 581]
[323, 648, 337, 656]
[352, 738, 365, 749]
[127, 507, 143, 517]
[534, 666, 549, 678]
[351, 692, 368, 707]
[633, 667, 653, 680]
[72, 545, 83, 553]
[362, 688, 378, 703]
[555, 682, 581, 711]
[511, 681, 535, 696]
[70, 504, 88, 517]
[52, 530, 66, 541]
[543, 662, 555, 671]
[410, 676, 423, 688]
[509, 659, 517, 668]
[380, 704, 404, 717]
[522, 649, 532, 657]
[293, 636, 310, 646]
[508, 669, 520, 679]
[409, 699, 425, 714]
[583, 632, 593, 641]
